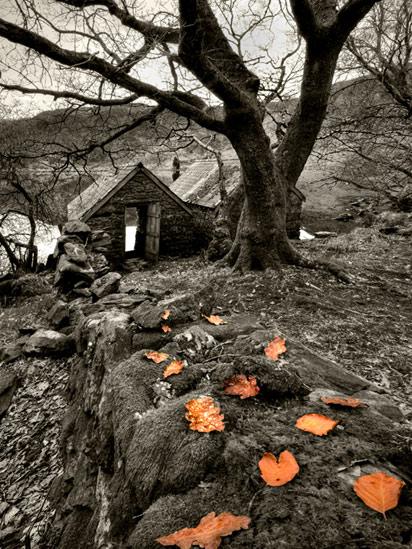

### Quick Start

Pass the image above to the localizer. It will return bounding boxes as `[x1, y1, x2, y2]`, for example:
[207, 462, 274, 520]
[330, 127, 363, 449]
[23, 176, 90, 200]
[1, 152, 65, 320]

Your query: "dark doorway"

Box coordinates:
[124, 205, 148, 257]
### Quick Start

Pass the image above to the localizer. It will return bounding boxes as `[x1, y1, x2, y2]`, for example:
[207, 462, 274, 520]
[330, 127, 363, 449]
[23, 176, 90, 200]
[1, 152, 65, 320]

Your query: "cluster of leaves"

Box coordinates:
[147, 332, 405, 547]
[185, 396, 225, 433]
[144, 351, 186, 379]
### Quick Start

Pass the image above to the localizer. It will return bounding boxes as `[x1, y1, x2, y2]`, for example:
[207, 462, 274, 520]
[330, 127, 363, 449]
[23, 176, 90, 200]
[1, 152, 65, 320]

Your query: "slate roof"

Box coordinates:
[169, 158, 305, 208]
[67, 162, 192, 221]
[68, 157, 305, 222]
[168, 158, 240, 208]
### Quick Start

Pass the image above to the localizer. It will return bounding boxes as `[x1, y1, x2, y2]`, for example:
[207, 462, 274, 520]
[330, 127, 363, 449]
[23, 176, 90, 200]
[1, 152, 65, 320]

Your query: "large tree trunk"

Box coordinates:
[274, 46, 340, 188]
[221, 45, 341, 272]
[224, 107, 297, 272]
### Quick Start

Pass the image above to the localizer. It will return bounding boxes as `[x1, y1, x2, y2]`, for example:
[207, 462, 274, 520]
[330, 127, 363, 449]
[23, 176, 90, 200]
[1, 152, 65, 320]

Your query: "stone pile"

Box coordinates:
[53, 220, 115, 297]
[54, 220, 96, 296]
[0, 221, 119, 366]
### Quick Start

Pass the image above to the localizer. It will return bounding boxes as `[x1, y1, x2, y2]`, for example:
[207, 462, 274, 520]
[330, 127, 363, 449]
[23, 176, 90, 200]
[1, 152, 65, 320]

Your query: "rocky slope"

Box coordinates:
[27, 245, 410, 549]
[1, 224, 412, 548]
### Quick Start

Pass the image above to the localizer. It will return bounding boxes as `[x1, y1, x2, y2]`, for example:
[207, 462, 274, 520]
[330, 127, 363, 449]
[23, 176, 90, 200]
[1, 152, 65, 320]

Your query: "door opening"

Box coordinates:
[124, 205, 148, 257]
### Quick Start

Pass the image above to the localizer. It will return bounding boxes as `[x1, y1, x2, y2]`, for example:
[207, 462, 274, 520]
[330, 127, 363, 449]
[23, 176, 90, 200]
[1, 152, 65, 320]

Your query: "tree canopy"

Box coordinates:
[0, 0, 382, 272]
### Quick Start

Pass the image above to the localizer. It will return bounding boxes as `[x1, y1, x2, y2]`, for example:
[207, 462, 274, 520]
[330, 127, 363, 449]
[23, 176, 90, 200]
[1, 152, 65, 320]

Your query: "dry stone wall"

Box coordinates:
[40, 272, 412, 548]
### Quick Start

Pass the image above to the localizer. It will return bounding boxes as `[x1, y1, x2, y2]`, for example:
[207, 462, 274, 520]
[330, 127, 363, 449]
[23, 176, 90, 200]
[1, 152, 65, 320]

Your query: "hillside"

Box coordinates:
[0, 75, 400, 229]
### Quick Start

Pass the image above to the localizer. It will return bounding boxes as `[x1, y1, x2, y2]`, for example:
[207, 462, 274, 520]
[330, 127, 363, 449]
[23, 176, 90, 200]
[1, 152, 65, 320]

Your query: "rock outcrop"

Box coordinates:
[91, 272, 122, 300]
[24, 329, 74, 357]
[42, 283, 412, 549]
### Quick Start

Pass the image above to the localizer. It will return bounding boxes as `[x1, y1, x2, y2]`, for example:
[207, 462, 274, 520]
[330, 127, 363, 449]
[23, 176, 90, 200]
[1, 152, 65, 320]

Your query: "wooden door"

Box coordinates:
[145, 202, 161, 262]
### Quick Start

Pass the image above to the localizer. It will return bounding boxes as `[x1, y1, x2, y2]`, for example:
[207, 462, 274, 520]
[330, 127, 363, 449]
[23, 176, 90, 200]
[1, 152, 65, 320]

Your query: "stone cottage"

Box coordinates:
[67, 158, 305, 265]
[67, 162, 208, 264]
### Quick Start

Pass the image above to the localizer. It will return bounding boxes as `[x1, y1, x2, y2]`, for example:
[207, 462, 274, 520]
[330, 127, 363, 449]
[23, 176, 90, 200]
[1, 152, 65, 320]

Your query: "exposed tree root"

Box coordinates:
[215, 240, 354, 283]
[290, 255, 355, 284]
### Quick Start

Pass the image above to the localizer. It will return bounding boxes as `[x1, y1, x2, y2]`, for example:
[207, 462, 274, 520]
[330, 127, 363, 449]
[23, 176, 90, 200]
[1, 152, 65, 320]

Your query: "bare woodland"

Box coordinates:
[0, 1, 411, 548]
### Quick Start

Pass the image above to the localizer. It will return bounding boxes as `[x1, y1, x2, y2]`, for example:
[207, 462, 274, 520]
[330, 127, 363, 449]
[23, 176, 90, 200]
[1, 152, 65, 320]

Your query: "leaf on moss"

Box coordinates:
[204, 314, 226, 326]
[264, 336, 287, 361]
[259, 450, 299, 487]
[156, 511, 250, 548]
[185, 396, 225, 433]
[163, 359, 185, 379]
[161, 309, 171, 320]
[145, 351, 169, 364]
[354, 471, 405, 516]
[295, 413, 338, 436]
[320, 396, 368, 408]
[224, 374, 260, 399]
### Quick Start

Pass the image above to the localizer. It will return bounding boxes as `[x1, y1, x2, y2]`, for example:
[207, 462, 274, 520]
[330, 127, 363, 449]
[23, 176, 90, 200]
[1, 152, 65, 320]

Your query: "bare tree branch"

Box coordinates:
[56, 0, 180, 43]
[289, 0, 319, 41]
[0, 83, 138, 105]
[335, 0, 382, 39]
[0, 17, 225, 132]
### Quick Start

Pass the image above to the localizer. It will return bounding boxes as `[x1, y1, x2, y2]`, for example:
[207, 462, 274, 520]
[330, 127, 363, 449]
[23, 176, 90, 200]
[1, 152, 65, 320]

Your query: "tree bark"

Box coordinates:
[274, 45, 340, 188]
[0, 230, 20, 272]
[224, 106, 297, 272]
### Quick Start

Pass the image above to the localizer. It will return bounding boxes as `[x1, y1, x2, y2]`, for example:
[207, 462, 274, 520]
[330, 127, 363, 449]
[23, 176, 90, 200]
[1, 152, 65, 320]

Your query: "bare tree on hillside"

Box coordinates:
[0, 161, 56, 273]
[345, 0, 412, 116]
[0, 0, 380, 272]
[316, 0, 412, 211]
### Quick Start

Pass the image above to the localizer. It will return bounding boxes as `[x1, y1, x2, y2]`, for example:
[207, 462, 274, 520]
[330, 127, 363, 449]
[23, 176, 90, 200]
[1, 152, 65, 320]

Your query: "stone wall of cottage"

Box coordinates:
[86, 171, 208, 264]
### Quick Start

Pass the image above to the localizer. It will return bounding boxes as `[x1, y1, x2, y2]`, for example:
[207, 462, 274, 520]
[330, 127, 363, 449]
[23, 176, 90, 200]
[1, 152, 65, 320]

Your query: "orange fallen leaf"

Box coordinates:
[156, 511, 250, 548]
[224, 374, 260, 399]
[163, 359, 185, 379]
[354, 471, 405, 516]
[320, 396, 368, 408]
[145, 351, 170, 364]
[264, 336, 287, 361]
[161, 309, 171, 320]
[204, 314, 226, 326]
[161, 324, 172, 334]
[185, 396, 225, 433]
[295, 413, 338, 436]
[259, 450, 299, 487]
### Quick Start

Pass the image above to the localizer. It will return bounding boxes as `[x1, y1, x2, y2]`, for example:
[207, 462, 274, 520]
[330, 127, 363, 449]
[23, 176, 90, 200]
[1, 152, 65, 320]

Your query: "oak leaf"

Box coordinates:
[161, 309, 171, 320]
[185, 396, 225, 433]
[204, 314, 226, 326]
[145, 351, 170, 364]
[354, 471, 405, 516]
[295, 413, 338, 436]
[163, 359, 185, 379]
[320, 396, 367, 408]
[161, 324, 172, 334]
[156, 511, 250, 548]
[264, 336, 287, 361]
[259, 450, 299, 487]
[224, 374, 260, 399]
